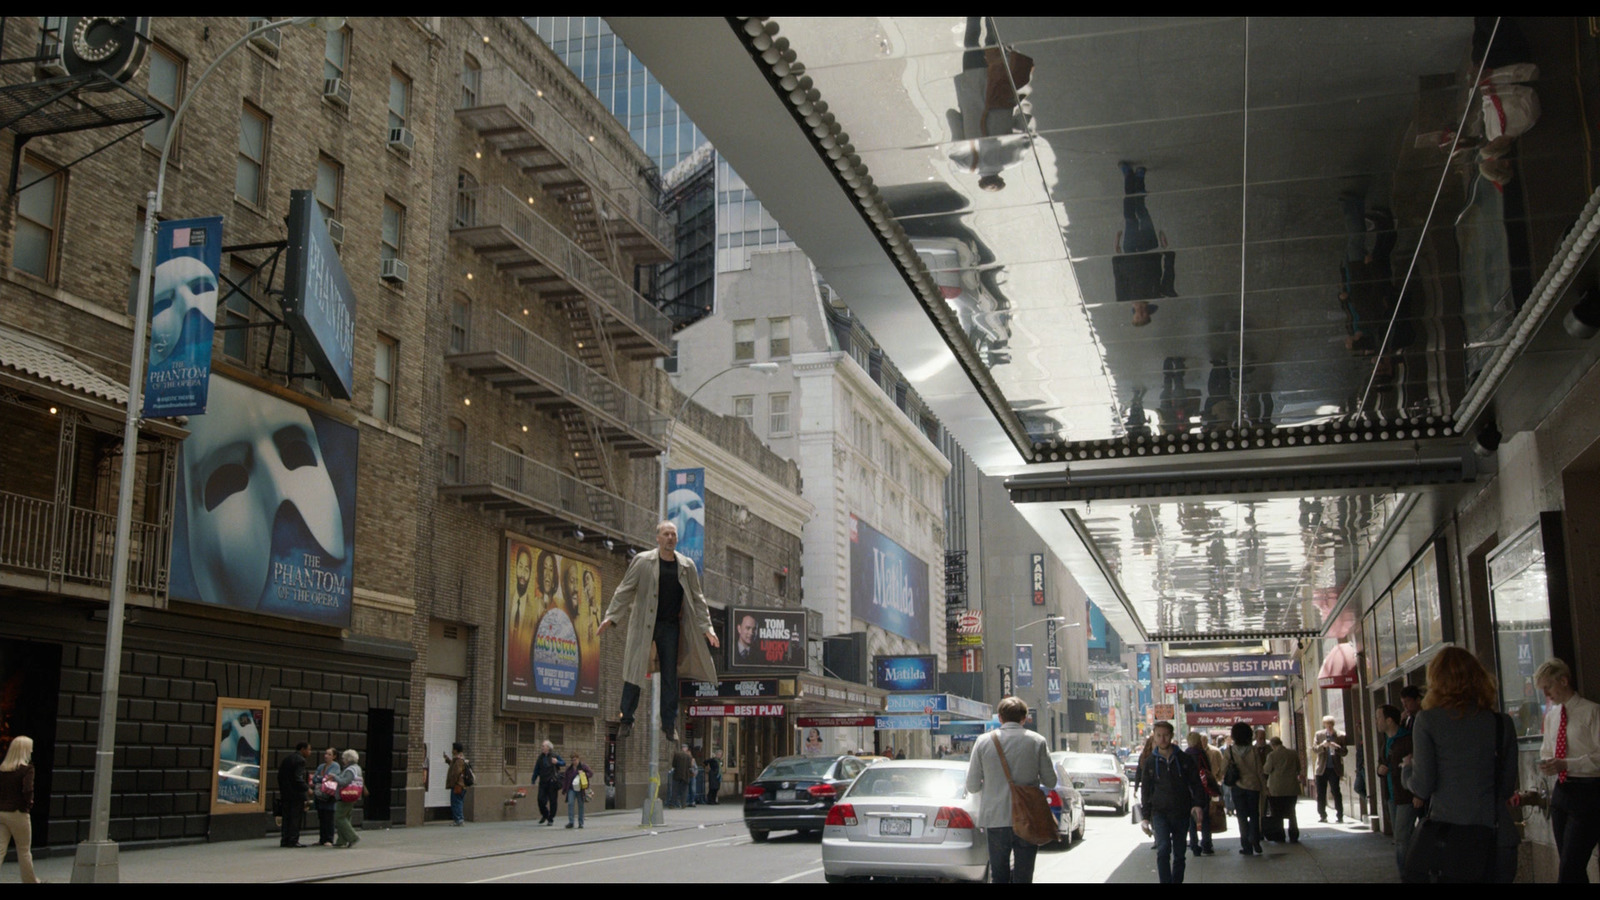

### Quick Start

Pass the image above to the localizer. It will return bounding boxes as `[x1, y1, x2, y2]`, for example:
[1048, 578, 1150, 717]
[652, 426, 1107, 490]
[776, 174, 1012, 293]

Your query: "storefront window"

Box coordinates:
[1415, 544, 1444, 649]
[1393, 572, 1419, 666]
[1374, 591, 1395, 677]
[1359, 612, 1374, 682]
[1489, 522, 1554, 740]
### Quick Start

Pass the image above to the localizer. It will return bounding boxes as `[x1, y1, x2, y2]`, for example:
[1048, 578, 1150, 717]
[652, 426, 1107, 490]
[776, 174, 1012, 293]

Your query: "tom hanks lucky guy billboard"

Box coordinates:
[849, 515, 929, 645]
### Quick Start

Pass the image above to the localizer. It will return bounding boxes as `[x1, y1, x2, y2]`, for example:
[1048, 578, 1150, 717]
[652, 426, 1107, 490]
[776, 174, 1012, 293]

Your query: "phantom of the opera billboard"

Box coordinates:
[169, 377, 358, 628]
[502, 536, 602, 715]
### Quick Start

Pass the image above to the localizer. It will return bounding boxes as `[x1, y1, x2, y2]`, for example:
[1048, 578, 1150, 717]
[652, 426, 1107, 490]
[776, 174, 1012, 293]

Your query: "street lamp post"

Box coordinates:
[73, 17, 342, 883]
[640, 361, 776, 826]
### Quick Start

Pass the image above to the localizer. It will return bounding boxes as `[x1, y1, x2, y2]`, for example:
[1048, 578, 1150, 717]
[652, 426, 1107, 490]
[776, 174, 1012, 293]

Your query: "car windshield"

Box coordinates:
[757, 757, 836, 780]
[848, 766, 967, 800]
[1061, 755, 1119, 773]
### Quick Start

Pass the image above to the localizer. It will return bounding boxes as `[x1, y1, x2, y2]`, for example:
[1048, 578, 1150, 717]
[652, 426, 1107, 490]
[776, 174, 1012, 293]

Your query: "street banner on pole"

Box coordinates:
[1016, 644, 1034, 688]
[1046, 667, 1061, 703]
[143, 216, 221, 417]
[665, 467, 706, 571]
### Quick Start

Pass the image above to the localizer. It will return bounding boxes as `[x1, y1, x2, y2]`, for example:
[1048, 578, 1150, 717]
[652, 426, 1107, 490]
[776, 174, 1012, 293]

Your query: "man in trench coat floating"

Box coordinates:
[598, 521, 720, 742]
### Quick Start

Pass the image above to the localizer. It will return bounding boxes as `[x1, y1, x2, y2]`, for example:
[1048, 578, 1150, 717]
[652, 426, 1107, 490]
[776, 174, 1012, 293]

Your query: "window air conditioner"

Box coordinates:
[380, 257, 409, 284]
[322, 78, 351, 109]
[388, 126, 415, 156]
[248, 25, 281, 55]
[326, 218, 345, 246]
[38, 39, 68, 77]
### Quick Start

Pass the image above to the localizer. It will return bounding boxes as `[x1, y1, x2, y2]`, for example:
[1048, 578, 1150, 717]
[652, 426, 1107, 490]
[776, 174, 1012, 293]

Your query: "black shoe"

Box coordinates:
[1254, 843, 1263, 854]
[565, 822, 574, 829]
[662, 726, 679, 743]
[1202, 848, 1214, 855]
[1318, 816, 1327, 823]
[1239, 849, 1254, 855]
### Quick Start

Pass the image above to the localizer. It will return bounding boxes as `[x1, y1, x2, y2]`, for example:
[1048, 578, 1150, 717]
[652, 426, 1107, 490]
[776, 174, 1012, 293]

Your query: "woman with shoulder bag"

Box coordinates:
[564, 753, 595, 829]
[1226, 721, 1267, 855]
[333, 749, 365, 849]
[0, 736, 40, 883]
[311, 747, 342, 847]
[1401, 647, 1519, 883]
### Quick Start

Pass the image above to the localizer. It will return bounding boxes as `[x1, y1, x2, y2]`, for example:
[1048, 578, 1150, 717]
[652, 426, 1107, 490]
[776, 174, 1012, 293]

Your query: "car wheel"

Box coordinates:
[749, 829, 769, 843]
[824, 874, 853, 884]
[1073, 819, 1085, 842]
[800, 829, 820, 839]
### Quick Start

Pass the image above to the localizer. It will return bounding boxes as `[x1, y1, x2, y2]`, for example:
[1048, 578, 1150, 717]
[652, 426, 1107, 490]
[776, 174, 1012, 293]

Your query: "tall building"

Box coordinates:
[0, 16, 810, 846]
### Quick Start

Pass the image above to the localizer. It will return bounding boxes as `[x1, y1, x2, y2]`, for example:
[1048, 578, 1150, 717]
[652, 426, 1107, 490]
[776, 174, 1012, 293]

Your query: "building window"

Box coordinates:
[235, 104, 269, 206]
[449, 293, 471, 353]
[768, 316, 791, 358]
[381, 199, 405, 261]
[144, 43, 184, 153]
[769, 392, 791, 435]
[373, 334, 397, 422]
[733, 395, 754, 429]
[461, 53, 481, 108]
[726, 548, 755, 586]
[445, 418, 466, 483]
[13, 158, 63, 280]
[315, 154, 342, 221]
[388, 68, 411, 133]
[324, 25, 349, 82]
[219, 260, 255, 363]
[455, 171, 478, 228]
[732, 319, 755, 362]
[662, 340, 678, 374]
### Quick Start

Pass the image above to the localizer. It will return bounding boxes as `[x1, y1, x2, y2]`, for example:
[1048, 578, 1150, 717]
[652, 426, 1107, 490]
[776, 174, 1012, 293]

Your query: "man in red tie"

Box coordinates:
[1537, 658, 1600, 882]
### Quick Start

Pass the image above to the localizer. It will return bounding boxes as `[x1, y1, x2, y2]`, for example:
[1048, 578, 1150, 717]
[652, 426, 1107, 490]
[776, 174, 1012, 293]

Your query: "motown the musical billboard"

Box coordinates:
[502, 535, 602, 714]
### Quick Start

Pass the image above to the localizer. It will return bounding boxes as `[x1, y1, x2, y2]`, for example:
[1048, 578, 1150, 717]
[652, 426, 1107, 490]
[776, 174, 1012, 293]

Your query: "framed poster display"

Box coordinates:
[211, 698, 270, 813]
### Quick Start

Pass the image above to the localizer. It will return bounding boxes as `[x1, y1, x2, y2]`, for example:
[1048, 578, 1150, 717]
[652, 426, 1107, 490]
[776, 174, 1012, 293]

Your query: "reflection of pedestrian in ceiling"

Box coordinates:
[1160, 357, 1199, 433]
[1114, 163, 1177, 327]
[1338, 192, 1403, 358]
[947, 16, 1033, 192]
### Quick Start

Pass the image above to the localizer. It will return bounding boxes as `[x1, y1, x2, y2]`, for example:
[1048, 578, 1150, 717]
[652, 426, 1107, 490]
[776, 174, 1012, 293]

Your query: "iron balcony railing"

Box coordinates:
[462, 67, 673, 251]
[0, 489, 167, 595]
[448, 442, 658, 546]
[449, 309, 669, 449]
[453, 185, 673, 351]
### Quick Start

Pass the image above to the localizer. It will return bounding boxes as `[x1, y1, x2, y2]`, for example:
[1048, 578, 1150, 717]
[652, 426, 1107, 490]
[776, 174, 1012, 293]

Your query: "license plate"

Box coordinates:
[794, 790, 810, 801]
[880, 817, 911, 836]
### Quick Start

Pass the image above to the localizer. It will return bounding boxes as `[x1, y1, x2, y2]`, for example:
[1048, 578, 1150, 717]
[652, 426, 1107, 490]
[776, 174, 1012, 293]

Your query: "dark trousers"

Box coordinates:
[619, 617, 680, 726]
[1553, 781, 1600, 883]
[986, 826, 1039, 883]
[538, 780, 561, 822]
[279, 793, 304, 846]
[1268, 795, 1300, 841]
[1232, 787, 1261, 852]
[1316, 772, 1343, 819]
[1152, 811, 1191, 883]
[315, 801, 336, 845]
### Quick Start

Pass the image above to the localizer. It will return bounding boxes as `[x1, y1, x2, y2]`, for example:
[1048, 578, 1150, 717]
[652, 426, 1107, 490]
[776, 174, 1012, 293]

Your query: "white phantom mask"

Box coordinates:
[181, 378, 345, 609]
[149, 255, 218, 363]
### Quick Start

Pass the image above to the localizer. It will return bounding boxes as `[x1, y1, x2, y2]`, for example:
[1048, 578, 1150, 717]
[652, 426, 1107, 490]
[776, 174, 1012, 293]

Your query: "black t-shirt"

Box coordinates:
[657, 557, 683, 624]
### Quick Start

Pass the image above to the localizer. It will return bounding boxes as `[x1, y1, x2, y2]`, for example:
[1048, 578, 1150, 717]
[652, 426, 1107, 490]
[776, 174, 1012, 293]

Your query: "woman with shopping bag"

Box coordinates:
[564, 754, 595, 829]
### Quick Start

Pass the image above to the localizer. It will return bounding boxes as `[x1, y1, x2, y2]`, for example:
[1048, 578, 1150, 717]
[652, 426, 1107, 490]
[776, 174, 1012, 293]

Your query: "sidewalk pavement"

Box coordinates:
[25, 801, 747, 883]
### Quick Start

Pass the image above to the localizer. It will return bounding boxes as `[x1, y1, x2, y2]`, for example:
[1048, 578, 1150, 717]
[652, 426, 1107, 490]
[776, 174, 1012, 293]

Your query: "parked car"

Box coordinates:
[1057, 752, 1129, 815]
[821, 760, 986, 883]
[744, 754, 865, 842]
[1048, 752, 1088, 846]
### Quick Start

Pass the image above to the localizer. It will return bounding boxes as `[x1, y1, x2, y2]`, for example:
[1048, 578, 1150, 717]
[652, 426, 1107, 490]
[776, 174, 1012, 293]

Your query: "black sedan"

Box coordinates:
[744, 754, 868, 841]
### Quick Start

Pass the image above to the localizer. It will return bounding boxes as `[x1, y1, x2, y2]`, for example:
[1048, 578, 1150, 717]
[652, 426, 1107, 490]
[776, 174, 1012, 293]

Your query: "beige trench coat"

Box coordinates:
[602, 549, 717, 688]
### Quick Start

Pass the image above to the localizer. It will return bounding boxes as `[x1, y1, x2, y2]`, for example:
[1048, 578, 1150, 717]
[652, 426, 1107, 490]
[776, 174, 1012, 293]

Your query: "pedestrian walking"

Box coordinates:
[0, 736, 40, 883]
[277, 741, 311, 847]
[1140, 722, 1206, 883]
[1401, 646, 1518, 883]
[1313, 715, 1347, 823]
[1535, 658, 1600, 883]
[564, 754, 594, 828]
[312, 747, 341, 846]
[444, 742, 470, 826]
[965, 697, 1056, 883]
[1183, 731, 1216, 855]
[1376, 704, 1416, 875]
[670, 744, 692, 809]
[706, 754, 723, 805]
[1262, 737, 1302, 844]
[1225, 721, 1266, 855]
[333, 749, 364, 849]
[533, 740, 565, 825]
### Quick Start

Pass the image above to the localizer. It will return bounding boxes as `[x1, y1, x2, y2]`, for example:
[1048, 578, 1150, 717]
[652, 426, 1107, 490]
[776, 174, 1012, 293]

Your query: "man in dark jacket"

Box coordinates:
[278, 742, 311, 847]
[670, 744, 693, 809]
[532, 741, 564, 825]
[1377, 704, 1416, 876]
[1140, 721, 1206, 883]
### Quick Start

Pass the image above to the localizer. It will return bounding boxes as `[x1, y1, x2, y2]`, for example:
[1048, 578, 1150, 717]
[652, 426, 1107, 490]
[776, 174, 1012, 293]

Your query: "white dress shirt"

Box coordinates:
[1541, 693, 1600, 779]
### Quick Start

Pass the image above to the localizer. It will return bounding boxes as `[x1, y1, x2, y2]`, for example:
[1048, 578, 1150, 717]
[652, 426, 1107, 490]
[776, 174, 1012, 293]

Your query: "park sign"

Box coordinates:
[282, 190, 356, 400]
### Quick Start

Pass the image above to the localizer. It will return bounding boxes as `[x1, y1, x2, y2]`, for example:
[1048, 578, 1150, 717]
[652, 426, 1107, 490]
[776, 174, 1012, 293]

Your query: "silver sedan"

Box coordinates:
[820, 760, 987, 883]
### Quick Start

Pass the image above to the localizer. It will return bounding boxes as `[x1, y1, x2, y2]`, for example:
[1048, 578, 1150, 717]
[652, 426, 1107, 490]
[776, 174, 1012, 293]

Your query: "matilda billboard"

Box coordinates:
[849, 515, 929, 645]
[169, 377, 357, 627]
[503, 537, 603, 715]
